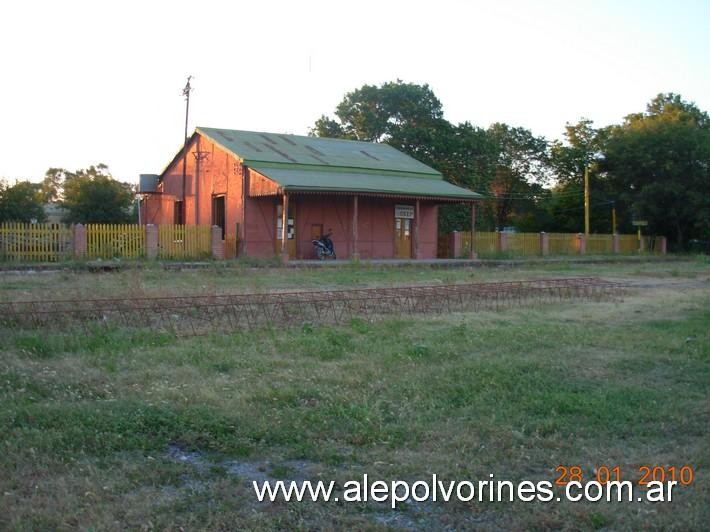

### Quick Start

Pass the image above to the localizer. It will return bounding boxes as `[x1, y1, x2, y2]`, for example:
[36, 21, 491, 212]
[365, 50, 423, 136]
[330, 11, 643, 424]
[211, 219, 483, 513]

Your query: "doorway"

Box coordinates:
[394, 217, 412, 258]
[212, 195, 225, 240]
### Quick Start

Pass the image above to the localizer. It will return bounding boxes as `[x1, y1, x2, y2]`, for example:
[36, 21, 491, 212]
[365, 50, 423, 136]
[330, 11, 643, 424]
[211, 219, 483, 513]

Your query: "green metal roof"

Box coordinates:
[250, 165, 482, 200]
[194, 127, 481, 200]
[197, 127, 440, 177]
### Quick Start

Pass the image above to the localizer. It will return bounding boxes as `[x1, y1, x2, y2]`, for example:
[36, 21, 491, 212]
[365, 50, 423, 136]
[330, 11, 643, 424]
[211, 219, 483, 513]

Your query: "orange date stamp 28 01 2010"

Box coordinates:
[555, 465, 694, 486]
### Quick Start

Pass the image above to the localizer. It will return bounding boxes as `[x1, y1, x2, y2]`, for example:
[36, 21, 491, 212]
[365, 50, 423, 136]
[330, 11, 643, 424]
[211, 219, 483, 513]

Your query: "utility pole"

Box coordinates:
[584, 166, 590, 235]
[181, 75, 193, 225]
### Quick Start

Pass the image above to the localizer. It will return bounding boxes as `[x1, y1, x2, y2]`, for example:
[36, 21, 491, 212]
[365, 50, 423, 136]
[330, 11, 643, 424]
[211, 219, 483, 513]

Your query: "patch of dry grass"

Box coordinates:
[1, 262, 708, 529]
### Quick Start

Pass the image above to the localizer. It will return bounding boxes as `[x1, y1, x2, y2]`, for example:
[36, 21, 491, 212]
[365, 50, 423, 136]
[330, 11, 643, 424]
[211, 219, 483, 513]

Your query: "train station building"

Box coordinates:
[139, 127, 481, 260]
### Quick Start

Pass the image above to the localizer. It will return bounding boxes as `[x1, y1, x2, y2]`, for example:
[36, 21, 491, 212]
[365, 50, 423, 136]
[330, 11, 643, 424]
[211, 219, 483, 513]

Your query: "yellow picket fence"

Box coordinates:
[86, 224, 145, 259]
[476, 232, 498, 256]
[548, 233, 579, 255]
[158, 225, 211, 259]
[0, 222, 73, 262]
[455, 231, 650, 257]
[586, 234, 613, 254]
[618, 235, 640, 253]
[507, 233, 541, 256]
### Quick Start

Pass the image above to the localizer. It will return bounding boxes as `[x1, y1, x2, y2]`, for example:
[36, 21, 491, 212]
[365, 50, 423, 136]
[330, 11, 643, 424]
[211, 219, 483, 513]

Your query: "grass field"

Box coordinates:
[1, 259, 709, 530]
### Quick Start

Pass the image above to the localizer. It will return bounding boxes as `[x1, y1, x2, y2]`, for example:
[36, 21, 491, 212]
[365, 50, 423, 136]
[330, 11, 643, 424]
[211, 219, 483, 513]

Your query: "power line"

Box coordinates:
[552, 200, 615, 214]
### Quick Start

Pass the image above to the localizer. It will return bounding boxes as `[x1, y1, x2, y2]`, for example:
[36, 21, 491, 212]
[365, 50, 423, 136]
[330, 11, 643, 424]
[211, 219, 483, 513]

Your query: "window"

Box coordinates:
[174, 200, 184, 225]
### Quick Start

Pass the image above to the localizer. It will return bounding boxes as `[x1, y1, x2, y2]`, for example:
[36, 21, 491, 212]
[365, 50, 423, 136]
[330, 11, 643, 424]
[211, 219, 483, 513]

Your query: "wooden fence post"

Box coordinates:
[658, 236, 667, 255]
[146, 224, 158, 259]
[73, 224, 87, 258]
[612, 233, 620, 254]
[449, 231, 461, 259]
[540, 232, 549, 256]
[498, 231, 508, 253]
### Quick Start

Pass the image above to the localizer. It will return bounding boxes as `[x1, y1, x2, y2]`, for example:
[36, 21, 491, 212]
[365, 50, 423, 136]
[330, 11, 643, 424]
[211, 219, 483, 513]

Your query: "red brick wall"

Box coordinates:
[418, 203, 438, 259]
[292, 195, 438, 260]
[244, 196, 277, 257]
[142, 135, 246, 245]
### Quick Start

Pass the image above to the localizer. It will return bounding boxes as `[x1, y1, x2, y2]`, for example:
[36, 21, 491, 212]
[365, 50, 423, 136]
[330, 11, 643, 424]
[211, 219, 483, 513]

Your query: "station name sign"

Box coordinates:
[395, 204, 415, 219]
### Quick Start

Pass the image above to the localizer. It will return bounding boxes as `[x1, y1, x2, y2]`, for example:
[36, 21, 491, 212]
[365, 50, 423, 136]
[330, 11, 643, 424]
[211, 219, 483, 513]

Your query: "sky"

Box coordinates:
[1, 0, 708, 184]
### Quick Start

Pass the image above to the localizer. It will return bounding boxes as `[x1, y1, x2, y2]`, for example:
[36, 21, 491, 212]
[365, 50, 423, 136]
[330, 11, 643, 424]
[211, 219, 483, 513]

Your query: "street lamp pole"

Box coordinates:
[181, 75, 193, 225]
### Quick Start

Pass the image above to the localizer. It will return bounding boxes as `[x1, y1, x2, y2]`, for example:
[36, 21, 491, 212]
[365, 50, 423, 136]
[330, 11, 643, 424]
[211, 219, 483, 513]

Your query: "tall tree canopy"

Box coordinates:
[60, 164, 136, 224]
[313, 80, 453, 171]
[40, 168, 70, 203]
[314, 82, 708, 244]
[485, 123, 550, 229]
[313, 81, 505, 231]
[550, 119, 608, 184]
[547, 119, 616, 233]
[0, 180, 47, 223]
[601, 93, 710, 247]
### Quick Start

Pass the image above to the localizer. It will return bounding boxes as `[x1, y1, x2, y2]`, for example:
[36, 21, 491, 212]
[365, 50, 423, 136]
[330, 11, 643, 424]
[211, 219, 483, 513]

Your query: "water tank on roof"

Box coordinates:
[139, 174, 159, 193]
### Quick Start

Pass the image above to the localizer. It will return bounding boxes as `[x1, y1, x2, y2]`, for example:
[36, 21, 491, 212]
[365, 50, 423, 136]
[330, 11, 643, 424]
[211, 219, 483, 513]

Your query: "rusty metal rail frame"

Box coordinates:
[0, 277, 624, 337]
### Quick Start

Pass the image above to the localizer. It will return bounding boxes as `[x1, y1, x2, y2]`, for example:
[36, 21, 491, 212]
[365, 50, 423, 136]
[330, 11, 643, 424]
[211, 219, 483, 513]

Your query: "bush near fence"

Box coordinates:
[0, 223, 215, 262]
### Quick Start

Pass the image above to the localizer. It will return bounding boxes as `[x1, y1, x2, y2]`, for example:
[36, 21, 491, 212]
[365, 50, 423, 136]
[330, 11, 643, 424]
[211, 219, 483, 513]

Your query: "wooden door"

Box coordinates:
[275, 201, 297, 259]
[394, 217, 412, 258]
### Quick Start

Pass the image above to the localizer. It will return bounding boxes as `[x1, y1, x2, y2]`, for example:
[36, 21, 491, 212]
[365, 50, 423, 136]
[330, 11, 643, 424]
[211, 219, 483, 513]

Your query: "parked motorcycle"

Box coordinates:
[312, 238, 336, 260]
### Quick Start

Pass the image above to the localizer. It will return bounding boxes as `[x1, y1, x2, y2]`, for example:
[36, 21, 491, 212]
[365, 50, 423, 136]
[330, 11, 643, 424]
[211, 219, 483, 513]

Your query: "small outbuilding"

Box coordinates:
[140, 128, 481, 260]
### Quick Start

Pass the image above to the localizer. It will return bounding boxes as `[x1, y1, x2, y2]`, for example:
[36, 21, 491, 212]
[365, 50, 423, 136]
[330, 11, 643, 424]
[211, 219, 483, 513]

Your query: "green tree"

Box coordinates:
[313, 81, 498, 232]
[39, 168, 69, 203]
[433, 122, 498, 232]
[0, 180, 47, 223]
[312, 80, 454, 172]
[61, 164, 136, 224]
[484, 123, 550, 229]
[601, 93, 710, 247]
[549, 119, 608, 183]
[548, 119, 627, 234]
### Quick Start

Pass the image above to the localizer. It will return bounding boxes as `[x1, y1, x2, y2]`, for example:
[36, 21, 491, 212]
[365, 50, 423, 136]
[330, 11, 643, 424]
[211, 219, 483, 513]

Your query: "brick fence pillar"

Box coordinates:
[658, 236, 667, 255]
[540, 232, 549, 256]
[639, 235, 646, 252]
[448, 231, 461, 259]
[612, 233, 620, 254]
[577, 233, 586, 255]
[211, 225, 224, 259]
[146, 224, 158, 259]
[73, 224, 87, 258]
[498, 231, 508, 253]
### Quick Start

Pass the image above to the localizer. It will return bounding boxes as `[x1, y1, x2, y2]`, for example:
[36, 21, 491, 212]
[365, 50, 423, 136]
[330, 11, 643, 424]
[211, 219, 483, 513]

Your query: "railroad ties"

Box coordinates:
[0, 277, 624, 337]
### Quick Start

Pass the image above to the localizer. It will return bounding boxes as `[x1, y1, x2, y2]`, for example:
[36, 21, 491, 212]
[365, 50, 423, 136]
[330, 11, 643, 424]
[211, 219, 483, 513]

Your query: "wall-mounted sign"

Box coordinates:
[631, 220, 648, 227]
[395, 204, 415, 219]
